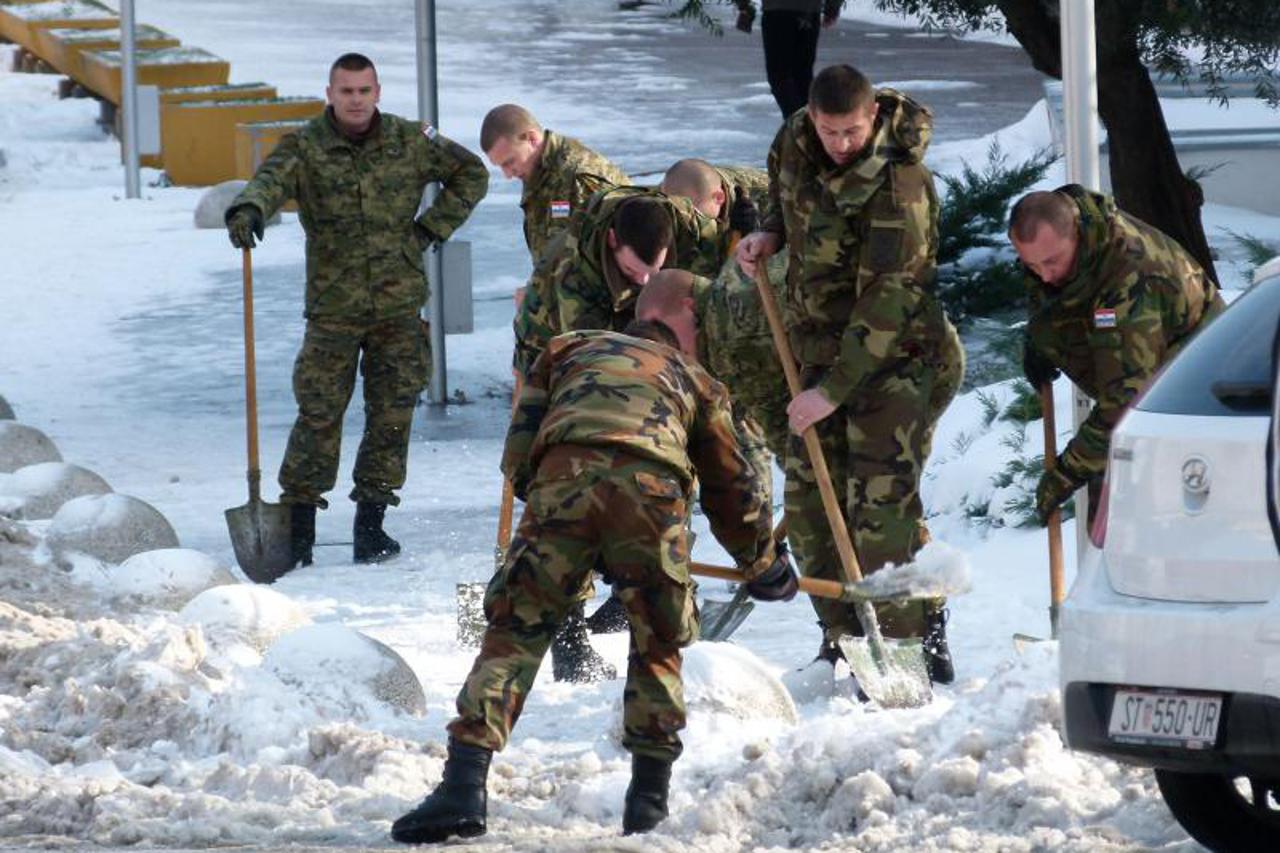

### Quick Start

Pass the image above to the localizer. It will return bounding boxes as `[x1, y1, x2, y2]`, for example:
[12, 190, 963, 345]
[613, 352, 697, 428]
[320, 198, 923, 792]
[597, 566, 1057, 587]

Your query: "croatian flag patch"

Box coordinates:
[550, 200, 570, 219]
[421, 123, 438, 140]
[1094, 308, 1117, 329]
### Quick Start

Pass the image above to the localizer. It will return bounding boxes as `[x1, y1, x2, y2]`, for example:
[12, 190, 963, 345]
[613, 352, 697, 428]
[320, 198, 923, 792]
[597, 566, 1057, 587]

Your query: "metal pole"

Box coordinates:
[120, 0, 141, 198]
[1060, 0, 1100, 562]
[415, 0, 447, 404]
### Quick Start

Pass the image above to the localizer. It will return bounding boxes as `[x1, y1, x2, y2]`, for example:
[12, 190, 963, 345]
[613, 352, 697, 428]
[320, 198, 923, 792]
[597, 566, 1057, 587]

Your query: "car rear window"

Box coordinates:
[1137, 277, 1280, 416]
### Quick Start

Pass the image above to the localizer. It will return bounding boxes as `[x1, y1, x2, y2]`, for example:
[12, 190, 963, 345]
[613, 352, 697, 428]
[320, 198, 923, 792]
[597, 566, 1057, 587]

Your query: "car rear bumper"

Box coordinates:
[1063, 682, 1280, 775]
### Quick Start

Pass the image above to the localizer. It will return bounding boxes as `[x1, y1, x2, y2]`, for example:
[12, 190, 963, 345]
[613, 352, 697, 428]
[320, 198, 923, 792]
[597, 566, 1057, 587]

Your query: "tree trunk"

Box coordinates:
[994, 0, 1219, 282]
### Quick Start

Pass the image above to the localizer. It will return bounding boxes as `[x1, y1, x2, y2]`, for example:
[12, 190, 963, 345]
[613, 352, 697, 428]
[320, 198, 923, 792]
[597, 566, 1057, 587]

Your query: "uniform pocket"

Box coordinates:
[634, 471, 684, 501]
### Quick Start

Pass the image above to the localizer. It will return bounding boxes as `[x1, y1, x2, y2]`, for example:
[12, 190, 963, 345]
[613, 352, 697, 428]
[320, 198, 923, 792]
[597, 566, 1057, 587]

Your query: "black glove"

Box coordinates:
[735, 4, 756, 33]
[729, 196, 759, 235]
[1022, 334, 1060, 389]
[745, 542, 799, 602]
[225, 205, 265, 249]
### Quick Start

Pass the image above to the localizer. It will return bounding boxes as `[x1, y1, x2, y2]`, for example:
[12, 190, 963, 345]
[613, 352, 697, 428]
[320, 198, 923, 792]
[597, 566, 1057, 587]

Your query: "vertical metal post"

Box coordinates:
[415, 0, 447, 404]
[120, 0, 141, 198]
[1060, 0, 1100, 561]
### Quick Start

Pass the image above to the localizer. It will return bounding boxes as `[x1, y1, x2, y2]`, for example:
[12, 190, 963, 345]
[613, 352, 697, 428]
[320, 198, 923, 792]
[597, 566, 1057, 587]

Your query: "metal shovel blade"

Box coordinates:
[699, 584, 755, 642]
[225, 499, 295, 584]
[836, 633, 932, 709]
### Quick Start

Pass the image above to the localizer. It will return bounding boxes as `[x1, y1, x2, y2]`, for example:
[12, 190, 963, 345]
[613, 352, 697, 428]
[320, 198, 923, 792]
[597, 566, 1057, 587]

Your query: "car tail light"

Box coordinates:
[1089, 472, 1110, 549]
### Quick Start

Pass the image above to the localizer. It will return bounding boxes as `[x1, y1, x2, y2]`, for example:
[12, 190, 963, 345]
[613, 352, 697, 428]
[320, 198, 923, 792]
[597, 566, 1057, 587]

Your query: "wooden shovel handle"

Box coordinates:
[1040, 384, 1066, 611]
[751, 263, 865, 584]
[241, 248, 262, 500]
[690, 560, 846, 600]
[496, 375, 522, 554]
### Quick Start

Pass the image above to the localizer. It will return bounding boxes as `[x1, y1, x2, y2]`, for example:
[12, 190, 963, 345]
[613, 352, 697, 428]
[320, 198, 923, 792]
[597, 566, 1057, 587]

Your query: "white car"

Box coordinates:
[1059, 262, 1280, 852]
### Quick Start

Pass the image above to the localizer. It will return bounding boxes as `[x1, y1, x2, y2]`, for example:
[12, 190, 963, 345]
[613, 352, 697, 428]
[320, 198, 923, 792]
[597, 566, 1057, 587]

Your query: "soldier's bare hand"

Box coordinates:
[735, 231, 780, 278]
[787, 388, 837, 434]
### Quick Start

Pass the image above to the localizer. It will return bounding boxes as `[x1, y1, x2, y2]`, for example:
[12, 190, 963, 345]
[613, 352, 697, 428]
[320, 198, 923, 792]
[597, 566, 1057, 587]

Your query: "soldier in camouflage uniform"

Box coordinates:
[225, 53, 488, 569]
[480, 104, 632, 682]
[479, 104, 629, 266]
[735, 65, 964, 683]
[1010, 186, 1224, 522]
[390, 322, 795, 844]
[659, 159, 771, 257]
[510, 187, 725, 376]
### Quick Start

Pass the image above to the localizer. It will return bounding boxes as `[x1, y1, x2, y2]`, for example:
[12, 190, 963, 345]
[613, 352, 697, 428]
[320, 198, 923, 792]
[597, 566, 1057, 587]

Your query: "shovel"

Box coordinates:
[699, 517, 788, 642]
[751, 262, 932, 709]
[1014, 382, 1067, 647]
[225, 248, 295, 583]
[458, 373, 523, 647]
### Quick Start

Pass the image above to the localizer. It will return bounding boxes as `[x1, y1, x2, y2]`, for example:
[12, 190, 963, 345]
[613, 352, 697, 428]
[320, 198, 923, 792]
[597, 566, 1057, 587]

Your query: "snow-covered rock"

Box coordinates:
[684, 641, 798, 723]
[0, 394, 13, 420]
[109, 548, 237, 609]
[193, 179, 282, 229]
[263, 623, 427, 717]
[0, 461, 111, 520]
[178, 583, 311, 653]
[45, 493, 179, 567]
[0, 422, 61, 473]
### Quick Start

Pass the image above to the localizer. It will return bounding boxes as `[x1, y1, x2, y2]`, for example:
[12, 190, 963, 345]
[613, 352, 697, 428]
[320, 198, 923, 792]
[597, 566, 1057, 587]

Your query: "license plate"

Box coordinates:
[1107, 688, 1223, 749]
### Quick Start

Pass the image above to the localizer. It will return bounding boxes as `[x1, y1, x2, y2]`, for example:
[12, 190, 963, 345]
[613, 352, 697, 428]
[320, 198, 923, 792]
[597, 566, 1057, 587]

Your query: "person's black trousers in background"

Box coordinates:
[762, 10, 821, 119]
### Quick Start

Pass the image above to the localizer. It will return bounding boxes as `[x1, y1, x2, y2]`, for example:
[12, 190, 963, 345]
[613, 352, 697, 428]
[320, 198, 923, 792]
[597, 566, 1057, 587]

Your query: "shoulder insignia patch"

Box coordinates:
[422, 123, 438, 140]
[550, 200, 571, 218]
[1093, 308, 1117, 329]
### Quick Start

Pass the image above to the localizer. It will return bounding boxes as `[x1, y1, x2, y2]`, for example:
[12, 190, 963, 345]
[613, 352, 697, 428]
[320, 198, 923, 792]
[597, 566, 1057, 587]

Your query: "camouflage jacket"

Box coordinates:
[520, 129, 629, 264]
[712, 164, 771, 254]
[501, 330, 773, 572]
[761, 89, 951, 404]
[693, 253, 792, 459]
[1025, 185, 1225, 480]
[232, 109, 489, 321]
[549, 187, 725, 349]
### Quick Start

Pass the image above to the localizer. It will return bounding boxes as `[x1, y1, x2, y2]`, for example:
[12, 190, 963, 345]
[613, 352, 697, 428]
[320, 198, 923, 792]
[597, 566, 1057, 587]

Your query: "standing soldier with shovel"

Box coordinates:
[736, 64, 963, 684]
[224, 52, 488, 573]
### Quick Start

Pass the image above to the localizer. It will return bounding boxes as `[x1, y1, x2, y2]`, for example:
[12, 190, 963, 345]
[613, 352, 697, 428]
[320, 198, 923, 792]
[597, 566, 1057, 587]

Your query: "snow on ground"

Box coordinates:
[3, 2, 1275, 848]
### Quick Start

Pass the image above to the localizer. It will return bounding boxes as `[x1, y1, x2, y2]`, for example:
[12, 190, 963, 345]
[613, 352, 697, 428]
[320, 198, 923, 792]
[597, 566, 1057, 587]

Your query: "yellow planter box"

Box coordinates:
[161, 82, 277, 106]
[80, 45, 229, 105]
[0, 0, 115, 53]
[32, 24, 179, 81]
[162, 97, 324, 187]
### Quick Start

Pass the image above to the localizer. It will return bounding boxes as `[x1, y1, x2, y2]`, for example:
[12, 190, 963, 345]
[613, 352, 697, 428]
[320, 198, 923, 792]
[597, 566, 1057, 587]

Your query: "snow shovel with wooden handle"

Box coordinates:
[698, 517, 788, 642]
[1014, 382, 1067, 648]
[751, 262, 932, 709]
[456, 376, 524, 647]
[225, 248, 295, 583]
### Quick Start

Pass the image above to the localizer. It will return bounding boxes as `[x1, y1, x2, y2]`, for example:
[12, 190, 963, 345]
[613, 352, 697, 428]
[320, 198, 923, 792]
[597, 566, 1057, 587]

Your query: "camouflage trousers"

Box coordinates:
[785, 346, 962, 642]
[279, 315, 430, 508]
[448, 445, 698, 762]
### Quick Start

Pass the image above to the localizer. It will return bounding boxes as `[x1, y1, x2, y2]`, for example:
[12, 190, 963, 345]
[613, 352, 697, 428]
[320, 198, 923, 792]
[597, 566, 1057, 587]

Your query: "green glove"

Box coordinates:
[414, 221, 442, 251]
[1035, 462, 1082, 523]
[225, 205, 265, 249]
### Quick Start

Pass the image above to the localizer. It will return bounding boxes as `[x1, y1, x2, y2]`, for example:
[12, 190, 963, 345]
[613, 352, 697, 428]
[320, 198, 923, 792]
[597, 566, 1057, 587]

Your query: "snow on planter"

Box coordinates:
[110, 548, 237, 609]
[45, 493, 179, 567]
[263, 623, 427, 717]
[0, 461, 111, 520]
[0, 422, 61, 473]
[178, 583, 310, 653]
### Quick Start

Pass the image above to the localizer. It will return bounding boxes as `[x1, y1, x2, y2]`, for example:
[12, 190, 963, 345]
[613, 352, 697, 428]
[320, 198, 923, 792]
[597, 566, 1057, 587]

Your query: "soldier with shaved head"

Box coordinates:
[1009, 186, 1224, 522]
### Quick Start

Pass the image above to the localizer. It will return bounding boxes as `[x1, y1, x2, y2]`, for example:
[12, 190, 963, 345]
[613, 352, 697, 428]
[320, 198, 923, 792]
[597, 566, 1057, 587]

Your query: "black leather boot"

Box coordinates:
[923, 606, 955, 685]
[623, 754, 672, 835]
[551, 601, 617, 683]
[289, 504, 315, 568]
[354, 502, 401, 564]
[390, 740, 491, 844]
[585, 591, 629, 634]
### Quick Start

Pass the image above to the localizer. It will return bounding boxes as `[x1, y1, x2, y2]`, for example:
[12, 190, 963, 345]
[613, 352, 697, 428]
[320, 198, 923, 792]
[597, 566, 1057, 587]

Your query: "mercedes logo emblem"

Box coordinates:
[1181, 457, 1210, 494]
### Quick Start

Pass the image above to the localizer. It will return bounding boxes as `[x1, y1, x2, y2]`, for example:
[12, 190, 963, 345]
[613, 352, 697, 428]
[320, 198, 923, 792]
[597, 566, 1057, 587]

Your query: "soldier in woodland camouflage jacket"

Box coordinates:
[660, 159, 771, 260]
[1010, 185, 1224, 521]
[392, 324, 794, 841]
[512, 186, 726, 376]
[225, 53, 487, 568]
[735, 65, 963, 678]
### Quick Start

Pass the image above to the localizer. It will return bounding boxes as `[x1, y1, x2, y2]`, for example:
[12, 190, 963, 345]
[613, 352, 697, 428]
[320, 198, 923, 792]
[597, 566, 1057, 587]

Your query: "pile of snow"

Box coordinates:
[45, 493, 179, 568]
[0, 421, 61, 472]
[108, 548, 237, 609]
[0, 460, 111, 520]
